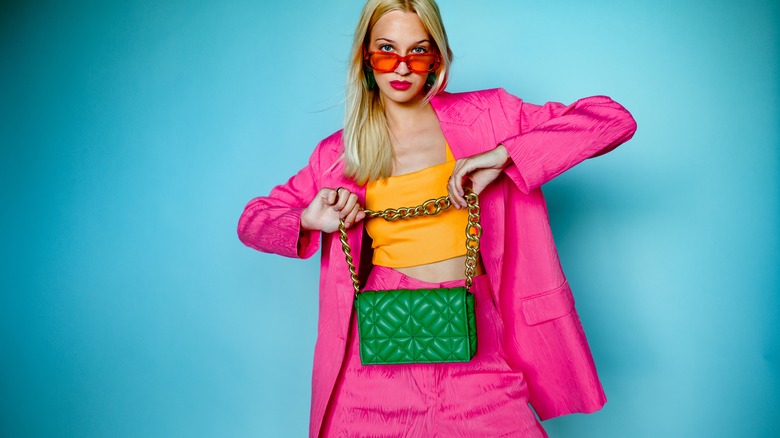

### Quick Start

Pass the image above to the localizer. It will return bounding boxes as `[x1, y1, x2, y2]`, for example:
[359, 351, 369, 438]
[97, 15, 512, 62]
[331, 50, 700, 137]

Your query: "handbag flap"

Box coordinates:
[356, 287, 477, 364]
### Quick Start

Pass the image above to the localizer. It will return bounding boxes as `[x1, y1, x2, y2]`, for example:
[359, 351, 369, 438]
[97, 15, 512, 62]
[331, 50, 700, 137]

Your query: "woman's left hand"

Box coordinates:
[448, 145, 511, 208]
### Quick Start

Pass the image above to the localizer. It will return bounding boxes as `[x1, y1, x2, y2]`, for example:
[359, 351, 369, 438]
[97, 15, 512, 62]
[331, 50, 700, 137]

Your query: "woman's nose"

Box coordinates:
[394, 60, 410, 75]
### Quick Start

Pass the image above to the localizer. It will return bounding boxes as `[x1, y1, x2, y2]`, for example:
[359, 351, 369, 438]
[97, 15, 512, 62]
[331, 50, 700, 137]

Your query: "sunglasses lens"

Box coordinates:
[367, 52, 441, 73]
[408, 54, 439, 73]
[370, 53, 399, 72]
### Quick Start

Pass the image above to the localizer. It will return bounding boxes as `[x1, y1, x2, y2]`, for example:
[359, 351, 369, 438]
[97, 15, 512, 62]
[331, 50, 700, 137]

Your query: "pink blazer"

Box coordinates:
[238, 88, 637, 437]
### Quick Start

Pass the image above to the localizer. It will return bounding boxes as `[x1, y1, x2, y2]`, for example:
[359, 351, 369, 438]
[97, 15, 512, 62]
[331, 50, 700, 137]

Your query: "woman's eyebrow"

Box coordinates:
[375, 37, 431, 45]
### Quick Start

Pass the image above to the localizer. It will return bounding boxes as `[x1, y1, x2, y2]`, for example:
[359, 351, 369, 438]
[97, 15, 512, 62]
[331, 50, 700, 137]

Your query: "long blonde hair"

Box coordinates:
[343, 0, 453, 185]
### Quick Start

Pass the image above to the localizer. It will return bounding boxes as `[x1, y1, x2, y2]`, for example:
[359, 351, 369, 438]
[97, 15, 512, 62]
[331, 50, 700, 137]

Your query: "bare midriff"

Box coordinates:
[394, 254, 485, 283]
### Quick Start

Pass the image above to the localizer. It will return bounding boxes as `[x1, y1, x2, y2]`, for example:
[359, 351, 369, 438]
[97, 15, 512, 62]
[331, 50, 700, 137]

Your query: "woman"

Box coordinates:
[238, 0, 637, 436]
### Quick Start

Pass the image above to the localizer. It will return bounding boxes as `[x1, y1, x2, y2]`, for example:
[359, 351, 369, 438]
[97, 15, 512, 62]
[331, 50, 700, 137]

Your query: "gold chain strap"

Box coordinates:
[338, 190, 482, 297]
[363, 196, 452, 221]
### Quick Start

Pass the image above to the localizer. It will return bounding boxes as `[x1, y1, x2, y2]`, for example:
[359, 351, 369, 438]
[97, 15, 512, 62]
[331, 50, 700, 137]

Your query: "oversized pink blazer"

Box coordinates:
[238, 88, 637, 437]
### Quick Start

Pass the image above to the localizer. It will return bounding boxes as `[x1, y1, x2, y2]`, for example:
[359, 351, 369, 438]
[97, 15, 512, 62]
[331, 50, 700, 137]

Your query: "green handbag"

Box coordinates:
[338, 191, 482, 365]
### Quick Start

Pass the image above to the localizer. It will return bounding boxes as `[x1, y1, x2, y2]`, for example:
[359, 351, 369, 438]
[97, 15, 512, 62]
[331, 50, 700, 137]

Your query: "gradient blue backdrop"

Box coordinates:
[1, 0, 778, 436]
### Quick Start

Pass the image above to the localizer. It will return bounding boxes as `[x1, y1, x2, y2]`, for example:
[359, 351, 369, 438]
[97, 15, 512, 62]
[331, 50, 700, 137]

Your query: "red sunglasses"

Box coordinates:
[364, 51, 442, 74]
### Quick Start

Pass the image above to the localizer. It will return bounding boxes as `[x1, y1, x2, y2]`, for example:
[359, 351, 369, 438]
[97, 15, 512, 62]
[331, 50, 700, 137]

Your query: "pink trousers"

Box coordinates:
[321, 266, 548, 437]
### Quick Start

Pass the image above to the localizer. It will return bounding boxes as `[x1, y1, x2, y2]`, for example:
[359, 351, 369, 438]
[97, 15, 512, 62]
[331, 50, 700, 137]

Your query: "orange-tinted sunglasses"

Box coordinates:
[364, 51, 441, 73]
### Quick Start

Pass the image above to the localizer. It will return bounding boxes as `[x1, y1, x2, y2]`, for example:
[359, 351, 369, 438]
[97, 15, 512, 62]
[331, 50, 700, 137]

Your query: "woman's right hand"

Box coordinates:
[301, 187, 366, 233]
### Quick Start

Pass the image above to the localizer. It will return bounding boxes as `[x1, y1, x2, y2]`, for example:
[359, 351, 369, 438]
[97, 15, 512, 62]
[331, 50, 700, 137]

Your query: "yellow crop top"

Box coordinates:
[365, 144, 469, 268]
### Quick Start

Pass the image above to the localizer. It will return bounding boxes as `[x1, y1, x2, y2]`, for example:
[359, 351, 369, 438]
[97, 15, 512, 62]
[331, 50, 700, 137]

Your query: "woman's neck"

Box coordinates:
[382, 96, 435, 138]
[381, 94, 446, 173]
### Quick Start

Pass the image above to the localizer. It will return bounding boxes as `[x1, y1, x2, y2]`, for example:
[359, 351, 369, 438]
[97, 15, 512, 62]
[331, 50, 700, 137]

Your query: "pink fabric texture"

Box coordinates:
[237, 88, 637, 437]
[321, 267, 548, 438]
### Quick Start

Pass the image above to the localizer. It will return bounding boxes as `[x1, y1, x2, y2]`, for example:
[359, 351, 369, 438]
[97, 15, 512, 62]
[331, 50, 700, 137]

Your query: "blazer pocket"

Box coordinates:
[521, 281, 575, 326]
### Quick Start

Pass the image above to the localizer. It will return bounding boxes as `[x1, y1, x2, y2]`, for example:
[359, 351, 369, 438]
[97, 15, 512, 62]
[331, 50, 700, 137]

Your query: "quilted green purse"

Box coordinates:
[338, 191, 482, 365]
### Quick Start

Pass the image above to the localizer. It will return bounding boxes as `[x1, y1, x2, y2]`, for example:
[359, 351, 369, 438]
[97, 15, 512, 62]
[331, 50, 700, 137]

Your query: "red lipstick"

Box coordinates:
[390, 81, 412, 90]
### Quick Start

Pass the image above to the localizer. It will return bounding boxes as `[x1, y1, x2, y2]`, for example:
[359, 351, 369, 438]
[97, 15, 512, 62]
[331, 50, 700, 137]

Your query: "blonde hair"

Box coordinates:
[343, 0, 453, 185]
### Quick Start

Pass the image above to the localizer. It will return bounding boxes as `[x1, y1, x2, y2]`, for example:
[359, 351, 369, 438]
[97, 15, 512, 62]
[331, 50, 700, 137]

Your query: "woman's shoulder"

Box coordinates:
[435, 87, 522, 105]
[301, 129, 347, 178]
[306, 129, 344, 163]
[432, 88, 525, 127]
[317, 129, 344, 152]
[433, 88, 524, 117]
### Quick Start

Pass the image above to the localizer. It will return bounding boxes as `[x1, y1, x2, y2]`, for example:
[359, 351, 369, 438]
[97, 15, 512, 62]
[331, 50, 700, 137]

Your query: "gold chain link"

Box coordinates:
[463, 191, 481, 290]
[338, 223, 361, 297]
[363, 195, 451, 221]
[338, 190, 481, 296]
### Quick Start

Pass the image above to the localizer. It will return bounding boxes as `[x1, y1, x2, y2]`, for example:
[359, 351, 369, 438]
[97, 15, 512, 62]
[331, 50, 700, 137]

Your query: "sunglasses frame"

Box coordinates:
[364, 51, 442, 74]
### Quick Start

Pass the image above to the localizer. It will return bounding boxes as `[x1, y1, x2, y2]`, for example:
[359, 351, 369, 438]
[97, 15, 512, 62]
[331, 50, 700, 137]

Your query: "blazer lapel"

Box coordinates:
[431, 91, 506, 302]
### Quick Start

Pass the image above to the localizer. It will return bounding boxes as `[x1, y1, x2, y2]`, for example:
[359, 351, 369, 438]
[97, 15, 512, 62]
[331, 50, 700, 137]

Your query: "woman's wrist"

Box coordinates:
[495, 144, 511, 168]
[300, 208, 315, 231]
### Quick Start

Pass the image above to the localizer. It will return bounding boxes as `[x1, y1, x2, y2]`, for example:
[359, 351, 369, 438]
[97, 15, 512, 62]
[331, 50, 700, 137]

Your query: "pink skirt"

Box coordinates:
[321, 266, 547, 437]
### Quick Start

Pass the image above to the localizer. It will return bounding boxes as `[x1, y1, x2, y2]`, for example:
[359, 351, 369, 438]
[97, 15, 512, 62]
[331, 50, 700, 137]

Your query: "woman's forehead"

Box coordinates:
[370, 10, 430, 45]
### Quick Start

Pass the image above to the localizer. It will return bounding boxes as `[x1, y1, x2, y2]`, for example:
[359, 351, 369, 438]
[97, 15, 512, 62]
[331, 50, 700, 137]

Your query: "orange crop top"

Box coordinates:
[365, 144, 469, 268]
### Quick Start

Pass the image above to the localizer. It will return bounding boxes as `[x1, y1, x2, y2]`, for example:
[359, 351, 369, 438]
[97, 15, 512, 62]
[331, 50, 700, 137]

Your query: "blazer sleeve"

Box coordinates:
[495, 88, 637, 193]
[236, 142, 325, 259]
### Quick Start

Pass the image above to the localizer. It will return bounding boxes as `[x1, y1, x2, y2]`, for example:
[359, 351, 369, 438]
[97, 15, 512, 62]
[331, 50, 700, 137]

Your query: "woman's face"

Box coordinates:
[367, 10, 437, 106]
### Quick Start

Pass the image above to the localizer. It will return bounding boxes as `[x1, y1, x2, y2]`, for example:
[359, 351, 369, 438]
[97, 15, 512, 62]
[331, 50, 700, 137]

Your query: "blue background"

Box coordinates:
[1, 0, 777, 436]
